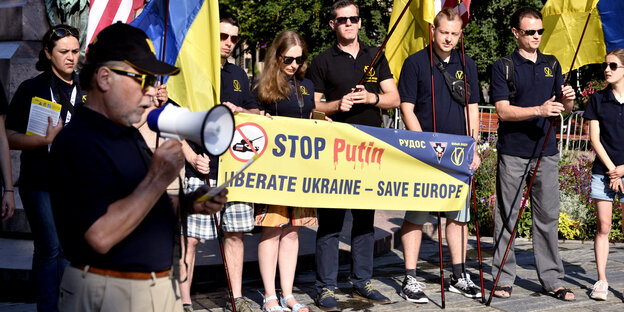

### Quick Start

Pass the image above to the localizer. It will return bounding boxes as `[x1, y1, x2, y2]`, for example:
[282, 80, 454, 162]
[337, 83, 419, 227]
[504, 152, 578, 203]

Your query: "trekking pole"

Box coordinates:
[212, 211, 238, 312]
[485, 121, 554, 306]
[486, 7, 593, 305]
[428, 24, 446, 309]
[457, 0, 485, 302]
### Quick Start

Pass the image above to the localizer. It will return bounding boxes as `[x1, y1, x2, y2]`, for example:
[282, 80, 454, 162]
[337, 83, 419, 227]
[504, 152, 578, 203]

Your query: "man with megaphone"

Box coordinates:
[47, 22, 228, 312]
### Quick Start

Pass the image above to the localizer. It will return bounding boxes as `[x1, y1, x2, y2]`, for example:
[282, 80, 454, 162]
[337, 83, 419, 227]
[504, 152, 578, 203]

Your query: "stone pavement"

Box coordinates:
[183, 237, 624, 312]
[3, 236, 624, 311]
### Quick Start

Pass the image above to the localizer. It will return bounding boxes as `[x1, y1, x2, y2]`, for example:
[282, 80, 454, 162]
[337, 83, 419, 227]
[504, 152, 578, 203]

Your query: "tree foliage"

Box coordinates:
[223, 0, 602, 95]
[462, 0, 546, 89]
[220, 0, 391, 61]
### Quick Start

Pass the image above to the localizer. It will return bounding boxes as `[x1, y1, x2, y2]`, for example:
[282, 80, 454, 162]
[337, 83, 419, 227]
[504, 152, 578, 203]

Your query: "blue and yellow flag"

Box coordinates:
[540, 0, 603, 74]
[385, 0, 435, 81]
[541, 0, 624, 74]
[219, 114, 474, 211]
[597, 0, 624, 53]
[130, 0, 220, 111]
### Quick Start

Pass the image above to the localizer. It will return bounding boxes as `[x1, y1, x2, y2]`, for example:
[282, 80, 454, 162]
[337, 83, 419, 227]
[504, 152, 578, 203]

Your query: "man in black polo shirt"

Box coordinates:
[179, 12, 260, 312]
[48, 23, 227, 312]
[490, 7, 576, 301]
[397, 8, 481, 303]
[308, 1, 399, 310]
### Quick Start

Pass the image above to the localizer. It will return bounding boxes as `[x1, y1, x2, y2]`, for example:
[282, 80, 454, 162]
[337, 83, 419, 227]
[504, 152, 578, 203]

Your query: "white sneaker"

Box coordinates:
[589, 280, 608, 301]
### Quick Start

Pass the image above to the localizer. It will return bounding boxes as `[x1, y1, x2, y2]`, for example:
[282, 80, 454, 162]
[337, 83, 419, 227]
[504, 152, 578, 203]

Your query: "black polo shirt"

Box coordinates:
[255, 77, 315, 118]
[308, 41, 393, 127]
[6, 71, 86, 190]
[49, 106, 176, 272]
[186, 61, 259, 181]
[221, 61, 260, 111]
[491, 49, 564, 158]
[583, 86, 624, 175]
[398, 48, 480, 135]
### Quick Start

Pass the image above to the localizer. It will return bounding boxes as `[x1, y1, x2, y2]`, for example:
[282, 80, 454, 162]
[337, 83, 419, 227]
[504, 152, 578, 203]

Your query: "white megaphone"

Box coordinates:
[147, 104, 235, 156]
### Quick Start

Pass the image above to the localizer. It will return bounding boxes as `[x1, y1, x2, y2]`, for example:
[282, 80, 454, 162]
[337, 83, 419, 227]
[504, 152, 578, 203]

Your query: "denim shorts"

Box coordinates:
[590, 174, 624, 201]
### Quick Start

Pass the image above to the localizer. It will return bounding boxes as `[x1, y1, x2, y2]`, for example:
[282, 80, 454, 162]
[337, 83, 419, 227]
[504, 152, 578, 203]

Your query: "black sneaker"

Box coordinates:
[449, 273, 482, 298]
[315, 288, 341, 312]
[353, 281, 391, 304]
[400, 275, 429, 303]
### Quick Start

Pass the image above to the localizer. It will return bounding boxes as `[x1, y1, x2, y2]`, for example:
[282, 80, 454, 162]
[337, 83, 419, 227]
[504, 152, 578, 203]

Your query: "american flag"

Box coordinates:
[440, 0, 471, 27]
[86, 0, 146, 45]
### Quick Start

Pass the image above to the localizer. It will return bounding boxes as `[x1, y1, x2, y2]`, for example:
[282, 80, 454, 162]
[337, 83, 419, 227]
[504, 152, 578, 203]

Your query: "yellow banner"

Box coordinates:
[218, 114, 474, 211]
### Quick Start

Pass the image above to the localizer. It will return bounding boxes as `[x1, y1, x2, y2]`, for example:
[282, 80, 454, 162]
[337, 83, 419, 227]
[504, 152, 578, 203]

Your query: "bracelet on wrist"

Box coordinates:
[4, 189, 14, 192]
[373, 93, 380, 106]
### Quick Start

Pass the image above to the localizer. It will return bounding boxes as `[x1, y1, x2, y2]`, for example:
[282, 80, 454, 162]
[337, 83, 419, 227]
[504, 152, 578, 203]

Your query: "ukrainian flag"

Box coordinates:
[385, 0, 436, 81]
[540, 0, 624, 74]
[130, 0, 220, 111]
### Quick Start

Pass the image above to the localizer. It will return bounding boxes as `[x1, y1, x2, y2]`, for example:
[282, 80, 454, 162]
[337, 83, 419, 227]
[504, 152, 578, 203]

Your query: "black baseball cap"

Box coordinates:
[85, 22, 179, 76]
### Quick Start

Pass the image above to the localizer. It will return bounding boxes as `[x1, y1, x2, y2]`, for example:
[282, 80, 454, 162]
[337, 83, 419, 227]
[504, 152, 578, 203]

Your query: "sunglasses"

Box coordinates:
[335, 16, 360, 25]
[517, 28, 544, 36]
[52, 26, 80, 38]
[108, 68, 158, 91]
[220, 33, 240, 44]
[601, 62, 624, 71]
[281, 55, 306, 65]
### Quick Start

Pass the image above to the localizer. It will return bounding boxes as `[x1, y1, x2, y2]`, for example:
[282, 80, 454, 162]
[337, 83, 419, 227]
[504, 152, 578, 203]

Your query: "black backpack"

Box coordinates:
[500, 53, 559, 105]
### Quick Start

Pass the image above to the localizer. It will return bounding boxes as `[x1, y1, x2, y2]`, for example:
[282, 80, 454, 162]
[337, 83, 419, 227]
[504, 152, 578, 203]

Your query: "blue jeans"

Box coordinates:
[20, 188, 69, 312]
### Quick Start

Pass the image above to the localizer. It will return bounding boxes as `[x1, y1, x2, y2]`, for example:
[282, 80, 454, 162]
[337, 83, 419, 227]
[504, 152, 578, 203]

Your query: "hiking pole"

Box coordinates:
[212, 210, 238, 312]
[486, 8, 592, 305]
[457, 0, 485, 302]
[486, 120, 554, 306]
[357, 0, 414, 85]
[428, 25, 446, 310]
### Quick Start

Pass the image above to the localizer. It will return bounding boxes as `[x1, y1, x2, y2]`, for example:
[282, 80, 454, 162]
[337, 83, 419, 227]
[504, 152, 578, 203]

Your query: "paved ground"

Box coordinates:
[2, 234, 624, 311]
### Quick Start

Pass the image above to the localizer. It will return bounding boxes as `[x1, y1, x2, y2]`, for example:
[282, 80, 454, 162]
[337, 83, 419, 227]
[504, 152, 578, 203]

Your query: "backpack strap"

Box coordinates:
[543, 54, 559, 75]
[500, 54, 515, 105]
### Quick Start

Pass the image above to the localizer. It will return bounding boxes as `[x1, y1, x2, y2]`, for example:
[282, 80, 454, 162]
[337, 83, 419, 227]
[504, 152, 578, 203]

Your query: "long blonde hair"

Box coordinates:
[254, 30, 309, 105]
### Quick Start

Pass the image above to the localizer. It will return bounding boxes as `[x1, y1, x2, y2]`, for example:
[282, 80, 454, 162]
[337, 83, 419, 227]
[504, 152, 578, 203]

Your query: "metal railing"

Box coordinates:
[476, 106, 590, 152]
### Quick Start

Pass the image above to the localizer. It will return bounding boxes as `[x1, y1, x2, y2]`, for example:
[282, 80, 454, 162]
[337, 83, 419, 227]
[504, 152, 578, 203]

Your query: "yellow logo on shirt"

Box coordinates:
[544, 67, 553, 77]
[455, 70, 464, 80]
[300, 85, 310, 95]
[363, 66, 378, 83]
[233, 80, 242, 92]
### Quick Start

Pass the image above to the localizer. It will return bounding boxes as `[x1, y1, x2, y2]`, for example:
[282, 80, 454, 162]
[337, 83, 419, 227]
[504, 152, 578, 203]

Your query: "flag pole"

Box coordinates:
[155, 0, 171, 149]
[357, 0, 414, 85]
[156, 2, 238, 310]
[486, 9, 593, 306]
[457, 0, 486, 303]
[428, 23, 446, 310]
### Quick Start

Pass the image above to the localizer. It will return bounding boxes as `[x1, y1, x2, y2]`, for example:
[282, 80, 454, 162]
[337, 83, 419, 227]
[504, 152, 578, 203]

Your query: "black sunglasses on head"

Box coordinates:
[602, 62, 624, 71]
[220, 33, 240, 44]
[335, 16, 360, 25]
[52, 26, 80, 39]
[517, 28, 544, 36]
[281, 55, 307, 65]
